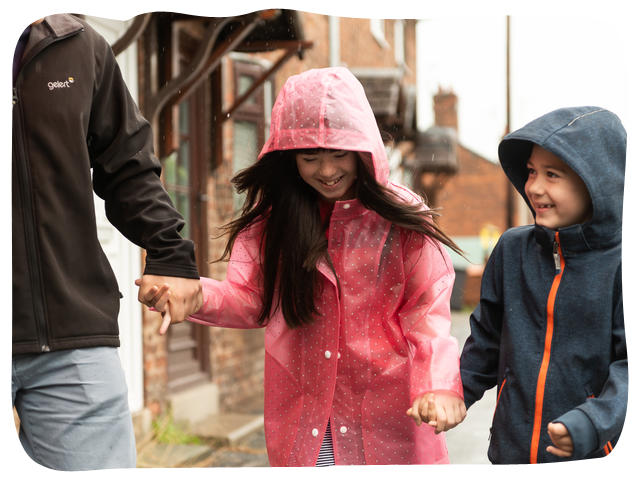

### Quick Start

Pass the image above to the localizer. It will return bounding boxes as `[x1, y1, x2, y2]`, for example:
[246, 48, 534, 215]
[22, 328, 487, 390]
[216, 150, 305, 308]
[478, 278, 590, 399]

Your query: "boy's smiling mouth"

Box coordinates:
[534, 202, 554, 210]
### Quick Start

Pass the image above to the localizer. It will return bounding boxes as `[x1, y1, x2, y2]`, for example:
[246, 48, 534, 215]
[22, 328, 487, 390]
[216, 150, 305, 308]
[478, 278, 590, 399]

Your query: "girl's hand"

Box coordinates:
[546, 422, 573, 457]
[406, 392, 435, 427]
[406, 391, 466, 433]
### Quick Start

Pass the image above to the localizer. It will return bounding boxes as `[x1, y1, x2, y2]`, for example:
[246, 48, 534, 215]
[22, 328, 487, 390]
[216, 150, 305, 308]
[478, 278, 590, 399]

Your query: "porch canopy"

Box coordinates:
[110, 10, 312, 134]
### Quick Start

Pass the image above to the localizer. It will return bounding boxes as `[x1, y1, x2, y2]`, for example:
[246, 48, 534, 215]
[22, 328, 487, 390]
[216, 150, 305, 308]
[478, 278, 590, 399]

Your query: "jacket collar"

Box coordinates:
[43, 14, 85, 38]
[534, 223, 593, 256]
[328, 198, 368, 220]
[20, 15, 84, 70]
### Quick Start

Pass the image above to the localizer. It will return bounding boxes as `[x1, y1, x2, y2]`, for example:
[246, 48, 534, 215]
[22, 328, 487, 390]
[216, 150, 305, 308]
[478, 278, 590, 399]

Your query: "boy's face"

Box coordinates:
[295, 149, 358, 203]
[524, 145, 592, 230]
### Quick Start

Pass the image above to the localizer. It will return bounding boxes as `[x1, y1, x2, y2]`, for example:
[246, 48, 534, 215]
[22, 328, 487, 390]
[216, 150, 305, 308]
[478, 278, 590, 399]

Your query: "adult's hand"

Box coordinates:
[136, 275, 203, 334]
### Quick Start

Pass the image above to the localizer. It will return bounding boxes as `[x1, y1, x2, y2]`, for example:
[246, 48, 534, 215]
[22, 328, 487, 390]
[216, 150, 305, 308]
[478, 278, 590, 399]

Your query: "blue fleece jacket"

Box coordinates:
[460, 107, 627, 464]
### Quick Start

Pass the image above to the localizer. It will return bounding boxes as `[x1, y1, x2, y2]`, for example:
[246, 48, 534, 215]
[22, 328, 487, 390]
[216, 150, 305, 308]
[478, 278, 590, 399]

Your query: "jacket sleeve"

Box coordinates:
[87, 29, 198, 279]
[553, 264, 627, 459]
[459, 237, 504, 409]
[397, 231, 463, 402]
[189, 223, 265, 329]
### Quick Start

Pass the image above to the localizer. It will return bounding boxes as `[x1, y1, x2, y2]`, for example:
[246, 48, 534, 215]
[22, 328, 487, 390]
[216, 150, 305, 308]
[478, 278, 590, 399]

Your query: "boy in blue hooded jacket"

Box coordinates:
[460, 107, 627, 463]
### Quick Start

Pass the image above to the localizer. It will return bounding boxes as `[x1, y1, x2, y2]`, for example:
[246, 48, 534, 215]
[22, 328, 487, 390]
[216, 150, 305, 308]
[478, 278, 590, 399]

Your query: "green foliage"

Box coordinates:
[152, 412, 202, 445]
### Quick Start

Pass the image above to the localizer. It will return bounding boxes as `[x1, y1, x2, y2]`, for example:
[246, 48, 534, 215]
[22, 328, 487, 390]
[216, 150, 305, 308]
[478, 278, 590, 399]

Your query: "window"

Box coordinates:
[231, 59, 270, 211]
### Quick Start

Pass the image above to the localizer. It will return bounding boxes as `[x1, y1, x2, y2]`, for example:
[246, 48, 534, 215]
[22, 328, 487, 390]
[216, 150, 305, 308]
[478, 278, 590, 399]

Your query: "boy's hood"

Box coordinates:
[499, 106, 626, 248]
[258, 66, 389, 185]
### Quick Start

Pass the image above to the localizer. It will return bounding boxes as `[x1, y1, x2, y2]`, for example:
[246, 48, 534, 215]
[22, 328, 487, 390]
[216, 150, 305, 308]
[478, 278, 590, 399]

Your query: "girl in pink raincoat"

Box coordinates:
[144, 67, 466, 466]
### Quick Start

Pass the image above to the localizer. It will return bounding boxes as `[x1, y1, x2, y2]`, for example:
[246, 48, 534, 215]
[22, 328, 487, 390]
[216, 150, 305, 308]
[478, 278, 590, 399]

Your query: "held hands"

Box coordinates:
[406, 391, 466, 433]
[136, 275, 203, 335]
[546, 422, 573, 457]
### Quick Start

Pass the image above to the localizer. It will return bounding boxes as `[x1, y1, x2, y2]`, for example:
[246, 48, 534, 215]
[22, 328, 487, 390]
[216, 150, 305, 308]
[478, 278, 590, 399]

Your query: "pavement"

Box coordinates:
[136, 310, 494, 467]
[136, 425, 269, 468]
[136, 393, 269, 468]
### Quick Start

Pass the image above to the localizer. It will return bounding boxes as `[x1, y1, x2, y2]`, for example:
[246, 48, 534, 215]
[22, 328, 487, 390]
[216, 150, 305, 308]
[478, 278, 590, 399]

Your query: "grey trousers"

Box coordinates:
[12, 346, 136, 470]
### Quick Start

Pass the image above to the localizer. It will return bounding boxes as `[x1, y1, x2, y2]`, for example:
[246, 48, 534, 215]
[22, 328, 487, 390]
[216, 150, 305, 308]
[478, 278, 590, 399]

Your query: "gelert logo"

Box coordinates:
[48, 76, 75, 91]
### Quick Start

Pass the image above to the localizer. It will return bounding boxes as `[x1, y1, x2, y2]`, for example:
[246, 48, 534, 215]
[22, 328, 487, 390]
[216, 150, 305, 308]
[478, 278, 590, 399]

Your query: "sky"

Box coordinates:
[3, 1, 638, 478]
[416, 14, 632, 163]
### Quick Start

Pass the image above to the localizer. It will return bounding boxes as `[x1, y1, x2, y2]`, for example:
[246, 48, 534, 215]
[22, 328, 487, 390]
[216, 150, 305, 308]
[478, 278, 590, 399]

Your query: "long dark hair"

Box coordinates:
[218, 149, 462, 328]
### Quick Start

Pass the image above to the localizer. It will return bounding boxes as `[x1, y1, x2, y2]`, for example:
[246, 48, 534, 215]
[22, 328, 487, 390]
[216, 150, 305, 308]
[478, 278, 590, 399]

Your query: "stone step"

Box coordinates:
[137, 442, 214, 468]
[189, 412, 264, 446]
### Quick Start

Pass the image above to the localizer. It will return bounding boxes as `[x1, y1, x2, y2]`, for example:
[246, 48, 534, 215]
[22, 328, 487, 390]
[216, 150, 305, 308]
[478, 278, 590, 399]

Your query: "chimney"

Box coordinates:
[433, 87, 458, 131]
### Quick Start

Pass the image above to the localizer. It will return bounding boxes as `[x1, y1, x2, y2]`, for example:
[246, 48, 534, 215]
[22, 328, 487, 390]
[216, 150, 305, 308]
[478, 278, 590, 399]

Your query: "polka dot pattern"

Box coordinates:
[192, 197, 462, 465]
[190, 67, 462, 466]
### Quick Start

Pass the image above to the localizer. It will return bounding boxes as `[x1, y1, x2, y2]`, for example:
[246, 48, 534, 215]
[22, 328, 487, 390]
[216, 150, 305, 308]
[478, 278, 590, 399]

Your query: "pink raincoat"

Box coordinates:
[190, 67, 463, 465]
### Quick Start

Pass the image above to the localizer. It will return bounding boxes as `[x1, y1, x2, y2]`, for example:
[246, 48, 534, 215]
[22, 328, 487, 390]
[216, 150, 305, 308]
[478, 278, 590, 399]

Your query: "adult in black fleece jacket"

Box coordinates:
[12, 15, 201, 469]
[460, 107, 627, 463]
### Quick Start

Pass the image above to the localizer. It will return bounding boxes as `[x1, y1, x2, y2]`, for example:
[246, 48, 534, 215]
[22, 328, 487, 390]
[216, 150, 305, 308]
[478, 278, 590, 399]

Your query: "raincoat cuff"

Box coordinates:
[191, 276, 215, 319]
[412, 385, 463, 403]
[430, 377, 464, 398]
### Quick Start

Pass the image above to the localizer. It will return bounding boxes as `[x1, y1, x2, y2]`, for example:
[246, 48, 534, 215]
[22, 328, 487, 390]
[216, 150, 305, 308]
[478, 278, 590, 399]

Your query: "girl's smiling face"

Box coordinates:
[524, 145, 592, 230]
[295, 149, 358, 203]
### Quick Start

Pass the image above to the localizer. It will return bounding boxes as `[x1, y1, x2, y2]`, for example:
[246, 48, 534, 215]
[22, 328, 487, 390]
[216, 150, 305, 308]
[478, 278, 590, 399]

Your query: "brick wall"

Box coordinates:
[341, 18, 396, 67]
[433, 90, 458, 131]
[264, 15, 416, 90]
[436, 145, 509, 237]
[142, 307, 168, 417]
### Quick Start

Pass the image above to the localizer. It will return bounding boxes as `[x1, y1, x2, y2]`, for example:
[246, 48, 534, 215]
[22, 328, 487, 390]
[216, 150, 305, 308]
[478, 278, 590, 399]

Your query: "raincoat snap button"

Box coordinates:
[337, 352, 341, 359]
[340, 426, 348, 434]
[312, 428, 319, 437]
[343, 203, 350, 209]
[324, 350, 332, 359]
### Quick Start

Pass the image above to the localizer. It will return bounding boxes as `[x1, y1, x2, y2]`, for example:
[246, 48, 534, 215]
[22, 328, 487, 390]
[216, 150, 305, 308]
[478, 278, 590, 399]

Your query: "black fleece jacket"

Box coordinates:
[12, 15, 199, 354]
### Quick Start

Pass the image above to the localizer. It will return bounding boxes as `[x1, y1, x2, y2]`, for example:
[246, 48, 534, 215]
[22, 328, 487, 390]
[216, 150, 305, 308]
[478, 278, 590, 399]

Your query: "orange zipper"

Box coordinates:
[529, 231, 565, 464]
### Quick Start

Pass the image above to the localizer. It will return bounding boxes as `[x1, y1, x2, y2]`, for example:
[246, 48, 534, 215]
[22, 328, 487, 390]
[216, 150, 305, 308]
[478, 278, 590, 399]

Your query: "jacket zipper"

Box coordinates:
[13, 86, 50, 352]
[529, 231, 565, 463]
[13, 27, 83, 353]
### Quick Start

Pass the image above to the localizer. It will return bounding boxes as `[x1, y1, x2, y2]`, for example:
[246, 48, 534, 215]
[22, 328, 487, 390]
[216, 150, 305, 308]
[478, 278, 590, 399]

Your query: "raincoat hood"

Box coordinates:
[499, 107, 626, 249]
[259, 66, 389, 185]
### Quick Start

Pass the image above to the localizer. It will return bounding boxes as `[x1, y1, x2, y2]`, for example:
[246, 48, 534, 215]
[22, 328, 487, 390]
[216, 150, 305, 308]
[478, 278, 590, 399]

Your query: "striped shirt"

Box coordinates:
[315, 421, 336, 466]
